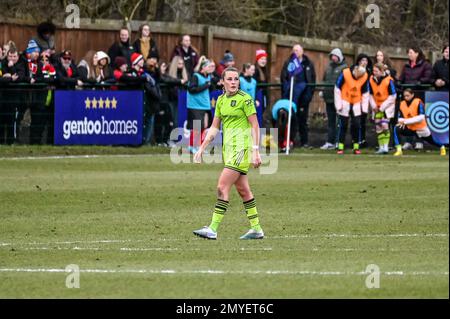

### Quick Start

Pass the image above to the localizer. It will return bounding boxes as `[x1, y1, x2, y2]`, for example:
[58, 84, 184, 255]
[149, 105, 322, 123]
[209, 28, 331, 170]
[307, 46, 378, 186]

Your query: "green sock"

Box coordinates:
[243, 198, 262, 232]
[353, 142, 359, 150]
[209, 199, 229, 232]
[338, 143, 344, 150]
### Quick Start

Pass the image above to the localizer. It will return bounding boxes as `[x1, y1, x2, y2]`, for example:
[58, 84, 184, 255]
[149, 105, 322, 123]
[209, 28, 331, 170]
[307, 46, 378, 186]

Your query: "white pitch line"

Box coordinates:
[271, 233, 449, 239]
[0, 233, 447, 247]
[0, 154, 168, 161]
[2, 246, 447, 253]
[0, 268, 447, 276]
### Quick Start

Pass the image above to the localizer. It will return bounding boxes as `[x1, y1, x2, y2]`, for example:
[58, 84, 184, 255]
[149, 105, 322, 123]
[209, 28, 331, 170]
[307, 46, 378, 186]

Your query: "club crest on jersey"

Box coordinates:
[231, 100, 237, 107]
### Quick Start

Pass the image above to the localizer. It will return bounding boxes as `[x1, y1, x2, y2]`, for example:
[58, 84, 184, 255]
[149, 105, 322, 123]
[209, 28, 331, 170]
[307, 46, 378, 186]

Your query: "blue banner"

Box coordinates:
[54, 90, 143, 145]
[287, 54, 303, 77]
[425, 91, 449, 145]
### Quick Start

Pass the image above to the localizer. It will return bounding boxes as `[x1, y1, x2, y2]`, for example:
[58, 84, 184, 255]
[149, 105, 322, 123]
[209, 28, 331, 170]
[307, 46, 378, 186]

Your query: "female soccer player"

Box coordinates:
[192, 67, 264, 240]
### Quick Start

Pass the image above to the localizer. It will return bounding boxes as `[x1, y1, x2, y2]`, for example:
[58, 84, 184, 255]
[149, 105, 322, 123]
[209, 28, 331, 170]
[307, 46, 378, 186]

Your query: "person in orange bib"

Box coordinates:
[334, 65, 370, 154]
[393, 88, 446, 156]
[369, 63, 397, 154]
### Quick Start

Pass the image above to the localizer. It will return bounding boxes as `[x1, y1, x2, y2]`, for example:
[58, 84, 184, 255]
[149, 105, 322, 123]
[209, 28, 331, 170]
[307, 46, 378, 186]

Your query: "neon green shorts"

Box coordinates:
[223, 147, 251, 175]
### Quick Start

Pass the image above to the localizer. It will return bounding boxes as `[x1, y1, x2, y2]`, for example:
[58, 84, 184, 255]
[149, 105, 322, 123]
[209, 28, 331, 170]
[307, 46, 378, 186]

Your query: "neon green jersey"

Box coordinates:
[214, 90, 257, 149]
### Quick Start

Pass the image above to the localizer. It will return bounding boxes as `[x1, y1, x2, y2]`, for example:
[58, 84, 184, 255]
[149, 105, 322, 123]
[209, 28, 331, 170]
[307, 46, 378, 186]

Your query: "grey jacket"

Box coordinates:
[322, 48, 347, 103]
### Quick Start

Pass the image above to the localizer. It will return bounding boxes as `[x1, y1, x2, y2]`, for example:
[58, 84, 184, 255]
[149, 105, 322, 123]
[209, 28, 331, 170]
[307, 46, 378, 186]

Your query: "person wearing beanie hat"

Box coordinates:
[253, 49, 275, 148]
[115, 56, 128, 69]
[131, 52, 144, 67]
[319, 48, 347, 150]
[25, 39, 42, 83]
[255, 49, 268, 63]
[216, 50, 235, 77]
[26, 39, 41, 55]
[95, 51, 114, 83]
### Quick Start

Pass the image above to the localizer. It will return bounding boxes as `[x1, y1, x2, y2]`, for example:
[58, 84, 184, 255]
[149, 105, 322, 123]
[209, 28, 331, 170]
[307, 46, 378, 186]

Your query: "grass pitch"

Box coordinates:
[0, 146, 448, 298]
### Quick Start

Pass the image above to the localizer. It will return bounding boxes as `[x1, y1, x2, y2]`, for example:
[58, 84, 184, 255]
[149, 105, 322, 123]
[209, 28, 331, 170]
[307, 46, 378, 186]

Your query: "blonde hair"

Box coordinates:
[168, 55, 188, 82]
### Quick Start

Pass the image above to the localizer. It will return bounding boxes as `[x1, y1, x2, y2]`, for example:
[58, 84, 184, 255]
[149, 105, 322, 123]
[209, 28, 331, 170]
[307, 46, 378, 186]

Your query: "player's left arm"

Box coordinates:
[248, 114, 262, 169]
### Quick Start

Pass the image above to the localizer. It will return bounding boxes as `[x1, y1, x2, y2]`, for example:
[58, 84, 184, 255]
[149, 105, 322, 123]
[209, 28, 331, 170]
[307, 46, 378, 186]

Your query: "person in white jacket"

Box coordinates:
[334, 65, 369, 154]
[369, 63, 397, 154]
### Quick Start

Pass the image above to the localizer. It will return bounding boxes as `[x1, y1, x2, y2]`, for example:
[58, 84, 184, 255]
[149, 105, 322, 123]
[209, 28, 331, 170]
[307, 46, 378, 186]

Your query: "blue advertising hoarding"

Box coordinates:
[54, 90, 143, 145]
[425, 91, 449, 145]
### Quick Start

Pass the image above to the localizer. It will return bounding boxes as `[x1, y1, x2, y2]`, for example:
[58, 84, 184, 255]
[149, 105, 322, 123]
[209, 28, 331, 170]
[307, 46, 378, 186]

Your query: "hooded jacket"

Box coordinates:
[322, 48, 348, 103]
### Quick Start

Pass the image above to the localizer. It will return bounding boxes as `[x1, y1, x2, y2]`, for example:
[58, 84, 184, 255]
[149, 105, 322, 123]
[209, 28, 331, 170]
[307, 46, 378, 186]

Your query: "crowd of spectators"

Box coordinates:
[0, 21, 448, 154]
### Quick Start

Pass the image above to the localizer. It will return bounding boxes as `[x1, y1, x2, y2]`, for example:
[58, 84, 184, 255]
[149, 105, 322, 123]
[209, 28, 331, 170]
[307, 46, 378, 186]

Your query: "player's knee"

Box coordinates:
[217, 185, 228, 199]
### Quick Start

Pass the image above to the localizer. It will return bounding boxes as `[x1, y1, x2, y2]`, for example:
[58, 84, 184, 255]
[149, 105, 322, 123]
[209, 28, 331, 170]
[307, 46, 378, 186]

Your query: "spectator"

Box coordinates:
[393, 88, 446, 156]
[280, 44, 316, 148]
[129, 52, 160, 145]
[2, 41, 17, 58]
[55, 50, 83, 88]
[399, 46, 433, 151]
[171, 34, 199, 77]
[23, 39, 42, 143]
[113, 56, 131, 82]
[320, 48, 347, 150]
[24, 39, 41, 83]
[108, 28, 135, 68]
[432, 45, 449, 91]
[30, 52, 56, 144]
[334, 65, 369, 155]
[31, 22, 56, 59]
[208, 59, 222, 91]
[356, 53, 373, 75]
[133, 23, 159, 61]
[77, 50, 98, 83]
[95, 51, 114, 84]
[0, 46, 4, 68]
[156, 60, 186, 147]
[356, 53, 373, 148]
[216, 50, 235, 77]
[186, 58, 214, 153]
[168, 55, 189, 129]
[0, 48, 27, 144]
[374, 50, 397, 79]
[253, 49, 274, 148]
[369, 63, 397, 154]
[399, 46, 433, 88]
[271, 99, 298, 152]
[240, 63, 259, 107]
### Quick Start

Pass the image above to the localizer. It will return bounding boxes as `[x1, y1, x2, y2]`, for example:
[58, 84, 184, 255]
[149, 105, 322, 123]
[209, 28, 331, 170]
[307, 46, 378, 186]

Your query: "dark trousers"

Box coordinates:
[325, 102, 337, 144]
[337, 112, 361, 146]
[360, 112, 367, 145]
[393, 126, 442, 148]
[0, 104, 16, 145]
[30, 105, 54, 144]
[296, 103, 310, 146]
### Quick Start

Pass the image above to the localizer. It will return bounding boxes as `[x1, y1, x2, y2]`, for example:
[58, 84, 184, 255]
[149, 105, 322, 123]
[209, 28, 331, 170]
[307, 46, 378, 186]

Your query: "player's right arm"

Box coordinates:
[194, 116, 221, 163]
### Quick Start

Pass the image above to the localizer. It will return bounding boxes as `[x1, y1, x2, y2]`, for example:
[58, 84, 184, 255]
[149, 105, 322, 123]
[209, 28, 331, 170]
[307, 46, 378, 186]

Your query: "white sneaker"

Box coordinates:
[414, 142, 424, 150]
[239, 229, 264, 240]
[193, 226, 217, 240]
[402, 142, 413, 150]
[320, 142, 335, 150]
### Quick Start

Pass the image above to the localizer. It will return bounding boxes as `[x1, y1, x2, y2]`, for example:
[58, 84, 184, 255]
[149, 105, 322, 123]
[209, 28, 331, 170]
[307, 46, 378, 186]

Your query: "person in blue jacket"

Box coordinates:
[271, 99, 298, 152]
